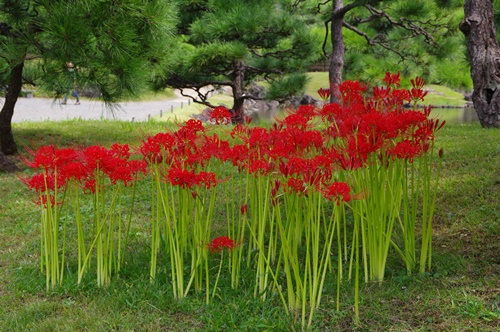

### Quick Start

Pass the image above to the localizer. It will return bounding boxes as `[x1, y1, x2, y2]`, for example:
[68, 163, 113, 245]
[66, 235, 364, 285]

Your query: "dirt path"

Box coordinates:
[10, 94, 192, 123]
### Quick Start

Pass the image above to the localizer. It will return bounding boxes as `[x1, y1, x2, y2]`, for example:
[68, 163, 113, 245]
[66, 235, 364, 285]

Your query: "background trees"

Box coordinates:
[316, 0, 467, 102]
[1, 0, 495, 163]
[157, 0, 320, 122]
[0, 0, 177, 155]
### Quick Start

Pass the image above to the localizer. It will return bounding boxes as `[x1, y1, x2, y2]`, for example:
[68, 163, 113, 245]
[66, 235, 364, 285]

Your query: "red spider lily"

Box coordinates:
[240, 204, 248, 215]
[409, 88, 428, 102]
[285, 177, 307, 195]
[209, 106, 233, 125]
[301, 166, 325, 188]
[321, 181, 351, 205]
[59, 160, 89, 183]
[167, 167, 217, 189]
[107, 159, 148, 186]
[412, 123, 435, 142]
[110, 143, 131, 159]
[411, 76, 426, 89]
[139, 133, 176, 164]
[387, 140, 423, 162]
[337, 153, 365, 171]
[273, 127, 324, 157]
[294, 105, 318, 120]
[207, 236, 242, 254]
[167, 168, 197, 189]
[281, 157, 308, 177]
[358, 110, 399, 139]
[279, 113, 310, 129]
[339, 80, 367, 105]
[24, 145, 79, 172]
[392, 110, 428, 134]
[81, 145, 112, 172]
[383, 72, 401, 88]
[202, 134, 232, 162]
[347, 132, 382, 162]
[21, 173, 60, 193]
[230, 123, 253, 140]
[248, 159, 272, 176]
[388, 88, 411, 106]
[318, 102, 342, 122]
[311, 154, 336, 174]
[247, 127, 272, 151]
[372, 86, 391, 103]
[227, 144, 249, 166]
[317, 87, 331, 102]
[197, 171, 218, 189]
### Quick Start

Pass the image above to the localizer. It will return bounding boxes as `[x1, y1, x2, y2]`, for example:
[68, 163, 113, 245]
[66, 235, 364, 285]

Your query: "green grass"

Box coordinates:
[1, 119, 499, 331]
[421, 85, 468, 107]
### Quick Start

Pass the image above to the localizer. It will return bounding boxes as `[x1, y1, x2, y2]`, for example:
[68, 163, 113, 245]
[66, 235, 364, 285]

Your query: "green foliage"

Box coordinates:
[389, 0, 437, 19]
[266, 73, 309, 100]
[0, 0, 178, 101]
[333, 0, 469, 91]
[162, 0, 319, 110]
[428, 58, 473, 91]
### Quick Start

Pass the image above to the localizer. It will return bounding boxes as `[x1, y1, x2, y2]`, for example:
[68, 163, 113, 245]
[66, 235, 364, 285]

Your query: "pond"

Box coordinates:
[255, 106, 481, 125]
[430, 107, 480, 124]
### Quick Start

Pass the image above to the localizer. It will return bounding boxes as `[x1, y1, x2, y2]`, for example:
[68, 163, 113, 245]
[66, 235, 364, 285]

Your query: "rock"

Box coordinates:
[0, 152, 19, 172]
[245, 84, 266, 99]
[244, 99, 279, 122]
[281, 93, 321, 110]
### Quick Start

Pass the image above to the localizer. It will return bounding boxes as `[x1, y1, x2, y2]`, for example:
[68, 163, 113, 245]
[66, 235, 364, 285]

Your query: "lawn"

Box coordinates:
[1, 115, 499, 331]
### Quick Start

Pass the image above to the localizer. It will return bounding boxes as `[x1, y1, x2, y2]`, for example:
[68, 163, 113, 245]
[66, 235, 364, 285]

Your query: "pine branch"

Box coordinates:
[363, 5, 437, 44]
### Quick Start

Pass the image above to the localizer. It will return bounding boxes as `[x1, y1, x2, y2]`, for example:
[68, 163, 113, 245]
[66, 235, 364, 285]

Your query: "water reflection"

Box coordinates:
[251, 106, 480, 125]
[430, 107, 479, 124]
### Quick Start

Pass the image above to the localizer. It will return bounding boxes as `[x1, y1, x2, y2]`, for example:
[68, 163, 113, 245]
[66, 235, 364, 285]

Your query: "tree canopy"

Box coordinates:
[157, 0, 321, 122]
[316, 0, 469, 98]
[0, 0, 178, 155]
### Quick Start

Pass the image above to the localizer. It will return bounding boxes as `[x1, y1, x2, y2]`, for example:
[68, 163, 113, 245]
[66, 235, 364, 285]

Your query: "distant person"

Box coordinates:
[62, 62, 80, 105]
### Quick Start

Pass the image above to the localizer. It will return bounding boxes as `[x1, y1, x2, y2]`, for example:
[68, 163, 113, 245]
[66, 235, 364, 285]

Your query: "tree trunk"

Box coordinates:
[0, 61, 24, 154]
[231, 60, 245, 124]
[460, 0, 500, 128]
[329, 0, 345, 103]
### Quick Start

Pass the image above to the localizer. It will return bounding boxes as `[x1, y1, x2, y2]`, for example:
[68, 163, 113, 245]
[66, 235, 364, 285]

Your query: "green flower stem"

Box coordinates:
[211, 251, 224, 300]
[419, 145, 442, 273]
[73, 184, 87, 284]
[250, 174, 271, 298]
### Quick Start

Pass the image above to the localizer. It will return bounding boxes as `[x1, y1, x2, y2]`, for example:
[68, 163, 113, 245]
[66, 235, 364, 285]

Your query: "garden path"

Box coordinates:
[10, 90, 195, 123]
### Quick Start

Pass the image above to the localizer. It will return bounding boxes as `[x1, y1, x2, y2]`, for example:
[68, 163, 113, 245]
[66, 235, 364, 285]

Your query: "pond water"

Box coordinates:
[254, 106, 481, 125]
[430, 107, 479, 124]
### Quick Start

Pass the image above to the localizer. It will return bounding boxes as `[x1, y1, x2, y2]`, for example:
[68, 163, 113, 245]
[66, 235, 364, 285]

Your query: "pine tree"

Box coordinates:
[159, 0, 320, 123]
[318, 0, 463, 102]
[0, 0, 177, 156]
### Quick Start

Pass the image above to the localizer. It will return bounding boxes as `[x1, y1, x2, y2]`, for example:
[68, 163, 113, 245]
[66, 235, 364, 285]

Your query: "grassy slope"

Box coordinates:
[1, 119, 499, 331]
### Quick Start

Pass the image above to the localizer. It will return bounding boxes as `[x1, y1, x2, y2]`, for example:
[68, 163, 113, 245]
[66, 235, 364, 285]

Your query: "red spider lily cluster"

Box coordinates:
[21, 143, 147, 203]
[22, 73, 444, 326]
